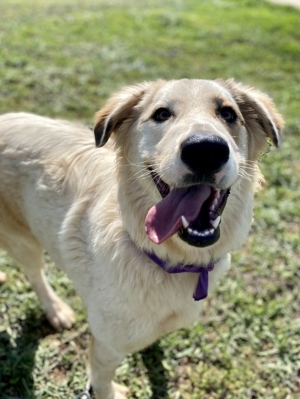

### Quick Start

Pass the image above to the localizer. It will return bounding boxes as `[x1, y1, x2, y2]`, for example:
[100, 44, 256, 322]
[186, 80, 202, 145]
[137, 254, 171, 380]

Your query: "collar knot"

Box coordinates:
[145, 251, 215, 301]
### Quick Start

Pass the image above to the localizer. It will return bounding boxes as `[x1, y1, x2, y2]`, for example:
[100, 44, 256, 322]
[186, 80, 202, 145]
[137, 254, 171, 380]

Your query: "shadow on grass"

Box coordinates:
[0, 310, 54, 399]
[140, 342, 169, 399]
[1, 312, 168, 399]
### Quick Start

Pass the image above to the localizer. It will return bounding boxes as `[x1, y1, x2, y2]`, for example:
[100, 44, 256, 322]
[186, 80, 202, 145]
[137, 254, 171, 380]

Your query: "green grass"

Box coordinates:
[0, 0, 299, 398]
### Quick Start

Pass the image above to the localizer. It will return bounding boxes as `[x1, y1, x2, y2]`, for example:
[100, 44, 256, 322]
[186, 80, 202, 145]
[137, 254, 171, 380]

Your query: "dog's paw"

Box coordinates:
[0, 271, 7, 283]
[102, 381, 129, 399]
[92, 382, 129, 399]
[111, 382, 129, 399]
[46, 299, 75, 330]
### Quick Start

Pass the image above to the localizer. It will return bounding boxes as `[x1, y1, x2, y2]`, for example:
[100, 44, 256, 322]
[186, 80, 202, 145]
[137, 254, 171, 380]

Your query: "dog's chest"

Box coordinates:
[143, 272, 204, 336]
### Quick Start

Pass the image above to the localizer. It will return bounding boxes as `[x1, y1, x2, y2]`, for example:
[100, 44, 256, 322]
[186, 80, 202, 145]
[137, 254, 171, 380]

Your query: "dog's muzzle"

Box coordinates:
[145, 134, 231, 248]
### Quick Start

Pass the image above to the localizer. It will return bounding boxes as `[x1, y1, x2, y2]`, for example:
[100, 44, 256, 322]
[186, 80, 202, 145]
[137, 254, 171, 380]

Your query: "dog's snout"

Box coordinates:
[181, 134, 230, 174]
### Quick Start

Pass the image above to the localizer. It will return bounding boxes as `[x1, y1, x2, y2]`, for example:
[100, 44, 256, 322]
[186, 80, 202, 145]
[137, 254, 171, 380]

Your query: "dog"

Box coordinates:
[0, 78, 283, 398]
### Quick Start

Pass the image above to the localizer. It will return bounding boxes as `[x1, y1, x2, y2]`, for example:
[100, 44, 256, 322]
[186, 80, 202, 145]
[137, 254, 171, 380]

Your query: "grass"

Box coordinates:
[0, 0, 299, 398]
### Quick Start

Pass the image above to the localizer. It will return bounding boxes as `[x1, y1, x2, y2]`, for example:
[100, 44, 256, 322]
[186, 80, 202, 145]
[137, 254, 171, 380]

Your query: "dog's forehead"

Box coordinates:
[149, 79, 234, 107]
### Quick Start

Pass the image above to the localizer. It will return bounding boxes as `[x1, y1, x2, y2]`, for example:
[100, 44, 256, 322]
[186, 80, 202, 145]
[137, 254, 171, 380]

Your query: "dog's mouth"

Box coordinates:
[145, 168, 230, 247]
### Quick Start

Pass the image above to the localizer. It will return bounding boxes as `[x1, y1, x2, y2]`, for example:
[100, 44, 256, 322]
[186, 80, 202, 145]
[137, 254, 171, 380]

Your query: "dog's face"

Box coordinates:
[94, 79, 283, 251]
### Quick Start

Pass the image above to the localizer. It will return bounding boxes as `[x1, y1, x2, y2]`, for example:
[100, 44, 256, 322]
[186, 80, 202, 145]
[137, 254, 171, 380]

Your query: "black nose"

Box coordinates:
[181, 134, 230, 174]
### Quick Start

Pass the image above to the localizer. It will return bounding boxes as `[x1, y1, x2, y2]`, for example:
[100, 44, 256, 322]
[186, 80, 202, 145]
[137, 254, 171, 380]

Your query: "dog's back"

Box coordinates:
[0, 112, 116, 329]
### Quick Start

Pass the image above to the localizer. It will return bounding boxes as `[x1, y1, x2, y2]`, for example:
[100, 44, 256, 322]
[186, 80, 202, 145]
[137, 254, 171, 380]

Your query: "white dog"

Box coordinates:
[0, 79, 283, 398]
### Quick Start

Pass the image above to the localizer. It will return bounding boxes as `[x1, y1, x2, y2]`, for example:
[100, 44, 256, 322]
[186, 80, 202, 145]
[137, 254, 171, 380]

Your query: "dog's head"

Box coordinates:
[94, 79, 283, 252]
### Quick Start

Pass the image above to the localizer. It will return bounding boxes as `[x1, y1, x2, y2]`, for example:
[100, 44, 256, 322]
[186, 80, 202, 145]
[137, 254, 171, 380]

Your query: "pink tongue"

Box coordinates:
[145, 185, 211, 244]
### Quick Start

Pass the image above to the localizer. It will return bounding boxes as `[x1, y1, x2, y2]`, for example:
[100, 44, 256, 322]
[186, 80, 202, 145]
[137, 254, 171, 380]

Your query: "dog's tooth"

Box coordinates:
[193, 229, 199, 236]
[211, 215, 221, 229]
[187, 227, 193, 234]
[209, 228, 214, 235]
[213, 198, 218, 206]
[181, 215, 189, 229]
[215, 189, 220, 199]
[210, 205, 215, 211]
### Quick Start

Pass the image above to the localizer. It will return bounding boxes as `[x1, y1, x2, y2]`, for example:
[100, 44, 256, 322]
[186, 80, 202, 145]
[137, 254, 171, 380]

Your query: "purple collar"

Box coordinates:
[145, 251, 214, 301]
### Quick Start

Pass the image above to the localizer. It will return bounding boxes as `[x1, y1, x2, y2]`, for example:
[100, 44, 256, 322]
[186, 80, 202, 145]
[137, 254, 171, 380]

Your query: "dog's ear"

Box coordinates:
[217, 79, 284, 157]
[94, 83, 150, 147]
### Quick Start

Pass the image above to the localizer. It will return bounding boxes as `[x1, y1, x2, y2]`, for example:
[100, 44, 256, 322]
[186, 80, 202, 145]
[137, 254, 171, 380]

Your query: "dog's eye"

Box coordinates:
[152, 108, 172, 122]
[220, 107, 237, 123]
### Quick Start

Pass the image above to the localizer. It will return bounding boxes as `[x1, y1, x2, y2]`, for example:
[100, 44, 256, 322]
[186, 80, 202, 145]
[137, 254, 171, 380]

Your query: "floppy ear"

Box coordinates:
[94, 83, 150, 147]
[217, 79, 284, 157]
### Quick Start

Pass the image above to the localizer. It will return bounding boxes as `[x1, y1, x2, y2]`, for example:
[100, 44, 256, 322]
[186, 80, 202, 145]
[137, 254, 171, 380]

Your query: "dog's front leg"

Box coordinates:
[88, 335, 129, 399]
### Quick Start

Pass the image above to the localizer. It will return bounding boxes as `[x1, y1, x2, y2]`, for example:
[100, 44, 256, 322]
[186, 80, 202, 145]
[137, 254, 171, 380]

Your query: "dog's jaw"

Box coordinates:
[145, 168, 231, 248]
[177, 188, 230, 247]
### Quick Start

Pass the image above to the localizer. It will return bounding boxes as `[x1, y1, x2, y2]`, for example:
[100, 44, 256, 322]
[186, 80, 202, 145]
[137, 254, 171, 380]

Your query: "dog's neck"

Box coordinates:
[144, 251, 215, 301]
